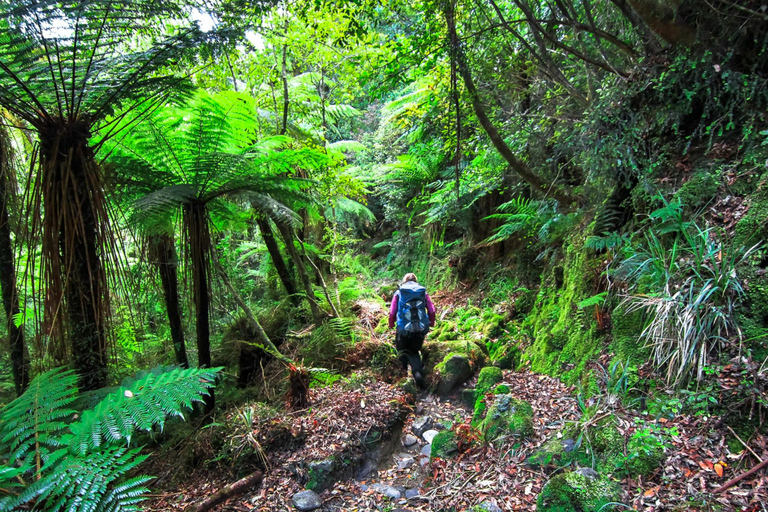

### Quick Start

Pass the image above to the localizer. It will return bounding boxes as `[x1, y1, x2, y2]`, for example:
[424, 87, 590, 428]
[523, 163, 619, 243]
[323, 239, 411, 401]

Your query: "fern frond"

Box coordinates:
[67, 367, 220, 455]
[0, 368, 78, 464]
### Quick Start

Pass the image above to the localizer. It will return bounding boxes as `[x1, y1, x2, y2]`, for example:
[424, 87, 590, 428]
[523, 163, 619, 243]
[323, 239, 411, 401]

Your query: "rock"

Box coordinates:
[430, 430, 459, 459]
[402, 434, 419, 447]
[477, 500, 503, 512]
[536, 471, 621, 512]
[405, 488, 421, 499]
[397, 455, 415, 469]
[291, 490, 322, 511]
[562, 438, 577, 453]
[575, 467, 599, 479]
[476, 366, 503, 395]
[479, 394, 533, 442]
[422, 429, 439, 444]
[436, 353, 472, 395]
[461, 388, 477, 407]
[411, 416, 433, 437]
[370, 483, 401, 499]
[306, 458, 336, 491]
[421, 444, 431, 456]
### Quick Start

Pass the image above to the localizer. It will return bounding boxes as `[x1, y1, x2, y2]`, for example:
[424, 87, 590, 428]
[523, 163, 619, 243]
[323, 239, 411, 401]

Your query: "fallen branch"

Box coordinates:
[715, 457, 768, 494]
[185, 470, 263, 512]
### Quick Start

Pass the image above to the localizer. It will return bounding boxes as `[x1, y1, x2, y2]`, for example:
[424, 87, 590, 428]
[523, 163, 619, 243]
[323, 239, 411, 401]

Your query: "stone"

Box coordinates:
[562, 438, 577, 453]
[436, 354, 472, 396]
[477, 501, 503, 512]
[421, 444, 431, 456]
[370, 483, 401, 499]
[476, 366, 503, 395]
[430, 430, 459, 459]
[405, 488, 421, 499]
[291, 490, 322, 511]
[306, 458, 336, 490]
[422, 429, 439, 444]
[397, 455, 415, 469]
[461, 388, 477, 407]
[479, 394, 533, 442]
[411, 416, 433, 437]
[402, 434, 419, 447]
[575, 467, 600, 479]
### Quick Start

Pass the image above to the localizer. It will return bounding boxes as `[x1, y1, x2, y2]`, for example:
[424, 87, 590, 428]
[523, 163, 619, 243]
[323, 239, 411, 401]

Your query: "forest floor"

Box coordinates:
[142, 292, 768, 512]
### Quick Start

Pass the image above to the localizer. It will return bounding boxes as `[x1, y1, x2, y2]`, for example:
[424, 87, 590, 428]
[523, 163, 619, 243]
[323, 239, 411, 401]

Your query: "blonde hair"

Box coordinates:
[402, 273, 418, 283]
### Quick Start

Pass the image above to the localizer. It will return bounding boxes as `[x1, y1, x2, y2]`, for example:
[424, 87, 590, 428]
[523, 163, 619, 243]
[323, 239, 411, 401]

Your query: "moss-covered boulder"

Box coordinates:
[479, 394, 533, 442]
[306, 458, 336, 491]
[537, 469, 621, 512]
[430, 430, 459, 459]
[491, 343, 520, 370]
[476, 366, 503, 395]
[435, 353, 473, 395]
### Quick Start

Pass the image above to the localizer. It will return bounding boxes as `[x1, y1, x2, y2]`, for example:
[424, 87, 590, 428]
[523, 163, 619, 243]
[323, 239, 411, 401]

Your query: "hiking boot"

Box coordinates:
[413, 370, 426, 389]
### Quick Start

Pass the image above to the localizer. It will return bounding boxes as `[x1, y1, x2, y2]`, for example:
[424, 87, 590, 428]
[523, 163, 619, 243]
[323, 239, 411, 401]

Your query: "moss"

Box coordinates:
[435, 352, 473, 395]
[536, 470, 622, 512]
[430, 430, 458, 459]
[494, 384, 510, 394]
[609, 307, 648, 365]
[471, 397, 487, 426]
[521, 238, 606, 385]
[480, 394, 533, 442]
[306, 458, 336, 491]
[480, 312, 505, 338]
[373, 317, 389, 335]
[424, 338, 486, 375]
[674, 167, 721, 210]
[476, 366, 503, 395]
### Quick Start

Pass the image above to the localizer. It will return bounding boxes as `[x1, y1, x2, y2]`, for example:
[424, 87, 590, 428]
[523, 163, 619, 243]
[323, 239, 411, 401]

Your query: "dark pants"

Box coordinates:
[396, 331, 426, 377]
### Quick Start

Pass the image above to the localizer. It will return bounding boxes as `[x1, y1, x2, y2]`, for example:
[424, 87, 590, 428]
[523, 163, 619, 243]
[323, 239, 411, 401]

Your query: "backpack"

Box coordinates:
[396, 281, 430, 334]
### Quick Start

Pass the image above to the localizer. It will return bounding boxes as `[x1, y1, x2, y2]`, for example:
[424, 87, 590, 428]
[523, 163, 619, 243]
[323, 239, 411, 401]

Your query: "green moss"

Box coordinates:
[494, 384, 510, 394]
[306, 458, 336, 491]
[430, 430, 458, 459]
[374, 317, 389, 335]
[424, 338, 486, 374]
[537, 471, 622, 512]
[476, 366, 503, 395]
[471, 397, 487, 426]
[521, 238, 606, 385]
[674, 167, 721, 210]
[480, 312, 505, 338]
[609, 307, 648, 365]
[435, 352, 473, 395]
[480, 394, 533, 442]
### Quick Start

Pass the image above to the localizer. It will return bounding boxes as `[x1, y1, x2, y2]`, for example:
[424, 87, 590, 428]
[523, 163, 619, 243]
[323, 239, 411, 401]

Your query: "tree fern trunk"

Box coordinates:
[40, 125, 108, 391]
[187, 202, 214, 414]
[0, 127, 29, 396]
[254, 215, 297, 299]
[149, 234, 189, 368]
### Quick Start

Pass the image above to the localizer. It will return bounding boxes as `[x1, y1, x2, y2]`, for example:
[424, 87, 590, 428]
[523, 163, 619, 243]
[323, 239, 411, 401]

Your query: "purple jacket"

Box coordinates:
[389, 289, 436, 328]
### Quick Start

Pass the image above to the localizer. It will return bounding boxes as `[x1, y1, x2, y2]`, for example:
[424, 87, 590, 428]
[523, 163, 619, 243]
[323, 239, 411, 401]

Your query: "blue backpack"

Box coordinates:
[396, 281, 430, 334]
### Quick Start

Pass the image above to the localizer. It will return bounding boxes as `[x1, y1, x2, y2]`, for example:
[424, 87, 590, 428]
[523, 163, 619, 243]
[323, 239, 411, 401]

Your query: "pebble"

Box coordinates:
[420, 444, 431, 456]
[478, 501, 502, 512]
[402, 434, 419, 447]
[405, 488, 421, 499]
[411, 416, 433, 437]
[370, 483, 401, 499]
[422, 429, 439, 444]
[291, 490, 322, 511]
[397, 455, 415, 469]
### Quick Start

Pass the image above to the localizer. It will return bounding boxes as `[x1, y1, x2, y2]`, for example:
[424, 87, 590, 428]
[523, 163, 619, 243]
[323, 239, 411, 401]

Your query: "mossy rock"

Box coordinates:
[435, 353, 472, 395]
[461, 388, 478, 407]
[491, 344, 520, 370]
[430, 430, 459, 459]
[479, 394, 533, 442]
[306, 458, 336, 491]
[476, 366, 503, 395]
[373, 317, 389, 335]
[494, 384, 510, 394]
[537, 469, 621, 512]
[423, 338, 487, 377]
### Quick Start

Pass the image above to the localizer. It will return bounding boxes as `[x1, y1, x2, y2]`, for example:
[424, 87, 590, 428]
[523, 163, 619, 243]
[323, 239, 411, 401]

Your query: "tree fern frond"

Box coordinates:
[67, 367, 220, 455]
[0, 368, 78, 464]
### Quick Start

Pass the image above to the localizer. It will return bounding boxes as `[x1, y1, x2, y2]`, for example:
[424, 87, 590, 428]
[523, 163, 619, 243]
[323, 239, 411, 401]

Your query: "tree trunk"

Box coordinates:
[187, 202, 214, 413]
[276, 222, 326, 325]
[254, 215, 297, 299]
[0, 127, 29, 396]
[149, 233, 189, 368]
[445, 8, 581, 206]
[40, 125, 109, 391]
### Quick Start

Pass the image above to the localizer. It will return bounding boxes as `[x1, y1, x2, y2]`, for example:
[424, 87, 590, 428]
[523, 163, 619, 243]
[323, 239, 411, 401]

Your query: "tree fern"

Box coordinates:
[0, 366, 220, 512]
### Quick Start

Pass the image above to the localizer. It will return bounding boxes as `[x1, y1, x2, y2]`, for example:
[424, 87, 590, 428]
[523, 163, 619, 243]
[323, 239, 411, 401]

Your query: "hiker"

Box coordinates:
[389, 273, 435, 388]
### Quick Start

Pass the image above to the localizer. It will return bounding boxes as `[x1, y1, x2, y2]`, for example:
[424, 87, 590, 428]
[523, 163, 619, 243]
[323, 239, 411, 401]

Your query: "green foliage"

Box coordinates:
[616, 209, 760, 386]
[0, 366, 220, 511]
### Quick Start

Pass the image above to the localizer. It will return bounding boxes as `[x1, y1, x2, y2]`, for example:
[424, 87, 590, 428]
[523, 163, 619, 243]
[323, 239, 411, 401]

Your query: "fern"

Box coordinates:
[577, 292, 608, 309]
[0, 366, 220, 512]
[585, 233, 628, 252]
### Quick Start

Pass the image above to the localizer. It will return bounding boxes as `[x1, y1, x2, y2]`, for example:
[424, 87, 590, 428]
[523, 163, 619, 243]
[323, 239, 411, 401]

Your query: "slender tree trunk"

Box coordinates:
[187, 202, 214, 413]
[254, 215, 297, 299]
[41, 126, 109, 391]
[609, 0, 663, 54]
[149, 233, 189, 368]
[0, 127, 29, 396]
[280, 32, 290, 136]
[276, 222, 326, 324]
[444, 8, 581, 206]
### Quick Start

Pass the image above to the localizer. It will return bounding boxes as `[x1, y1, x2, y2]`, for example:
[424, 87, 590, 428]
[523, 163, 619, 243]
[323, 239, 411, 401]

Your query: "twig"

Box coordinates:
[185, 470, 264, 512]
[726, 426, 762, 462]
[715, 457, 768, 494]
